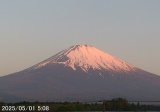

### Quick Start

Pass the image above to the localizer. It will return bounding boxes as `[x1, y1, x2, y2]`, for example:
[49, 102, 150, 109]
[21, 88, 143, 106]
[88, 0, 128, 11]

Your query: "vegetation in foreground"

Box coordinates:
[0, 98, 160, 112]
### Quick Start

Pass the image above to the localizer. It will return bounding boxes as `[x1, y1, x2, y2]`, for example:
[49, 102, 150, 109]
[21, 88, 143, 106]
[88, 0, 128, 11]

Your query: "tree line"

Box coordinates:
[0, 98, 160, 111]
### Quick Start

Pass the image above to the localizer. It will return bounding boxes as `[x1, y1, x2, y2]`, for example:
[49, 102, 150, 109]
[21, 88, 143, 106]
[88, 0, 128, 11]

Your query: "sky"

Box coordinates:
[0, 0, 160, 76]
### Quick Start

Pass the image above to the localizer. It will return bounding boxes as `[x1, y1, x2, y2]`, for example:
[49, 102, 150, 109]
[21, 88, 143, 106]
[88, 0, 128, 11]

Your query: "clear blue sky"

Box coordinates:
[0, 0, 160, 76]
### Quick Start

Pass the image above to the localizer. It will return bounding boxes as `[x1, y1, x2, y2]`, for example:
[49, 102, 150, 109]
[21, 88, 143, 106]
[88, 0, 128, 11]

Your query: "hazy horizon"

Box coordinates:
[0, 0, 160, 76]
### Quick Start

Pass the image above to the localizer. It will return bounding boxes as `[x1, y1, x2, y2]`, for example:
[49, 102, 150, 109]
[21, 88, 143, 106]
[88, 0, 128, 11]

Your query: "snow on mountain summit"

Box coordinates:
[28, 45, 136, 72]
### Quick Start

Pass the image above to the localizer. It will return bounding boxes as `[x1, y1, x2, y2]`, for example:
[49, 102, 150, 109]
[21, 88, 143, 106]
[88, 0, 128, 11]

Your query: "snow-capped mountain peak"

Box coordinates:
[2, 45, 160, 102]
[28, 45, 136, 72]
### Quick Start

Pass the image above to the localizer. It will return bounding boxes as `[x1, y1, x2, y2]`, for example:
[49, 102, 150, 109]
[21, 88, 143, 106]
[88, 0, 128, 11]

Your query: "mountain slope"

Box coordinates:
[0, 45, 160, 102]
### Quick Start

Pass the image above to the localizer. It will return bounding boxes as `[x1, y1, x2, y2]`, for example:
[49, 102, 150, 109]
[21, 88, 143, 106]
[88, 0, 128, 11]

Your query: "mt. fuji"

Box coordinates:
[0, 45, 160, 102]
